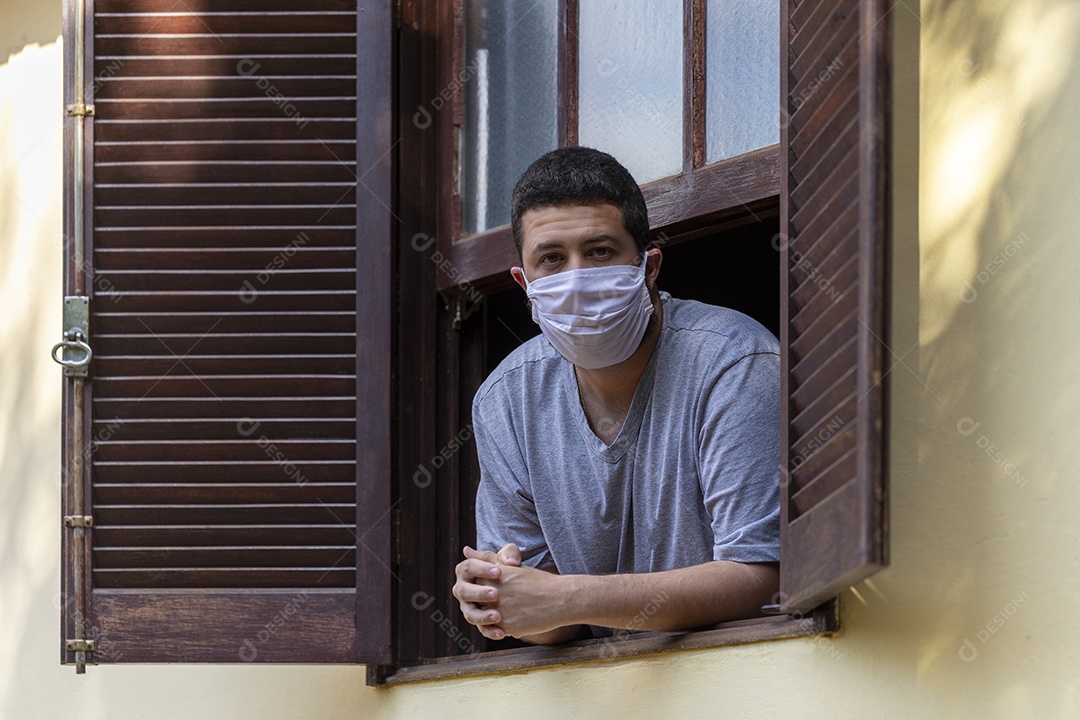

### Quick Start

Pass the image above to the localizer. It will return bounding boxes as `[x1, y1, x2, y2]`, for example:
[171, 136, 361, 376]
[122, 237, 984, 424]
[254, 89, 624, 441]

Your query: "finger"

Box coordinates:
[452, 579, 499, 604]
[455, 557, 501, 582]
[477, 623, 506, 640]
[459, 602, 502, 628]
[497, 543, 522, 566]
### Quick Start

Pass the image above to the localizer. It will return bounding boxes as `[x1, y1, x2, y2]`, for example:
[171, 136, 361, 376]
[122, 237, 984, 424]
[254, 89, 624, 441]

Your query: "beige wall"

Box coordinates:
[1, 0, 1077, 718]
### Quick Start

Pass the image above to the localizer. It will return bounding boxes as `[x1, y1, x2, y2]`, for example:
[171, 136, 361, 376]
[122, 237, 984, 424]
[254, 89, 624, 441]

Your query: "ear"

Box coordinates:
[510, 266, 528, 293]
[645, 248, 662, 286]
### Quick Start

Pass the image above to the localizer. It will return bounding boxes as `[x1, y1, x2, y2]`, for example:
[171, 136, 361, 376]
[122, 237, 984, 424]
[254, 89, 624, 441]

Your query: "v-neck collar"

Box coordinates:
[565, 318, 664, 464]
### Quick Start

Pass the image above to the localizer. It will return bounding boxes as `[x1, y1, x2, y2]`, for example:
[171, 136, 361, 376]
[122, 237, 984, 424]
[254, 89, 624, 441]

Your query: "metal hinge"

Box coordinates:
[65, 639, 95, 653]
[63, 515, 94, 529]
[65, 103, 95, 117]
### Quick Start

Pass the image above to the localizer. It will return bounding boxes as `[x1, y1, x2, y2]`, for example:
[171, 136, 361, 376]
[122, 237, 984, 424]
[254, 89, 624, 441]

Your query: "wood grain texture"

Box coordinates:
[686, 0, 705, 171]
[64, 0, 395, 664]
[60, 0, 80, 669]
[559, 0, 578, 147]
[382, 602, 839, 684]
[93, 590, 356, 662]
[779, 0, 890, 613]
[352, 0, 394, 665]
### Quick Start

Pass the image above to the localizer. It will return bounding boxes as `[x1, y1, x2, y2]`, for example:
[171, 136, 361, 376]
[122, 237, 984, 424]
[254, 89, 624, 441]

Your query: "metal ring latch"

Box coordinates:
[52, 328, 93, 376]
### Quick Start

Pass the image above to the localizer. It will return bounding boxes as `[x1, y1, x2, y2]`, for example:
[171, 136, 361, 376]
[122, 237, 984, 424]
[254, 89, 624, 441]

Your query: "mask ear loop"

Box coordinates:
[640, 250, 659, 307]
[517, 266, 534, 291]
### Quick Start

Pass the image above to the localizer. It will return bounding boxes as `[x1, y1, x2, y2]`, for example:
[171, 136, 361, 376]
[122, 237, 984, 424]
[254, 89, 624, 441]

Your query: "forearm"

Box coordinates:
[518, 624, 586, 646]
[556, 561, 778, 633]
[515, 565, 586, 645]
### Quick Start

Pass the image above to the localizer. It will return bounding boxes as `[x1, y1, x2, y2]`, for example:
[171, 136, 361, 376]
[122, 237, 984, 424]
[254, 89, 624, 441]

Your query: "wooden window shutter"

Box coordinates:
[59, 0, 392, 665]
[778, 0, 890, 612]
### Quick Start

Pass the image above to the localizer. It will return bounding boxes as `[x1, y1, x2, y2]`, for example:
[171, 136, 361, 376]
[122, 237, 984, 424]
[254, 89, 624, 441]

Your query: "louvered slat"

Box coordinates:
[94, 333, 355, 355]
[96, 270, 356, 291]
[790, 4, 856, 78]
[94, 120, 357, 144]
[94, 483, 356, 503]
[98, 77, 356, 99]
[97, 247, 355, 266]
[789, 257, 858, 333]
[93, 312, 356, 334]
[790, 367, 857, 439]
[95, 227, 357, 249]
[95, 546, 356, 567]
[98, 0, 356, 10]
[96, 185, 360, 206]
[93, 376, 356, 398]
[96, 140, 357, 164]
[790, 315, 859, 399]
[95, 569, 356, 589]
[94, 419, 355, 441]
[95, 159, 358, 180]
[94, 35, 358, 56]
[94, 397, 355, 419]
[89, 3, 359, 593]
[93, 440, 356, 462]
[92, 526, 357, 547]
[94, 504, 355, 524]
[94, 461, 355, 484]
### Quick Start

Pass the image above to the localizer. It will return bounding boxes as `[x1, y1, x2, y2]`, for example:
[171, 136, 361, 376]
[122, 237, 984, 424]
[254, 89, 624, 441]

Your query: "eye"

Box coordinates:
[590, 246, 614, 259]
[539, 253, 562, 266]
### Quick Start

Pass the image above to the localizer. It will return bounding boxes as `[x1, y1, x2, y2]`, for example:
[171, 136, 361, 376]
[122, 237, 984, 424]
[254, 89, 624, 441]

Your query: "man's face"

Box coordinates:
[512, 203, 640, 286]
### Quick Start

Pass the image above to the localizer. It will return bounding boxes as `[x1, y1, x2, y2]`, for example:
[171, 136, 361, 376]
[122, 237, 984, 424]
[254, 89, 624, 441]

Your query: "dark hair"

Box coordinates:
[510, 147, 649, 260]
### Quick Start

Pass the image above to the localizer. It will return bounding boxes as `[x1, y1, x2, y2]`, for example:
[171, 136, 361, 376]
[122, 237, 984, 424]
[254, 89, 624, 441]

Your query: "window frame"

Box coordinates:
[387, 0, 885, 684]
[435, 0, 781, 295]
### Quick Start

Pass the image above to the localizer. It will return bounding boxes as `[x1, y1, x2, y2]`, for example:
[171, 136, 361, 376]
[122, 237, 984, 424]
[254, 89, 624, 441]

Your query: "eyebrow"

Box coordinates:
[529, 235, 621, 257]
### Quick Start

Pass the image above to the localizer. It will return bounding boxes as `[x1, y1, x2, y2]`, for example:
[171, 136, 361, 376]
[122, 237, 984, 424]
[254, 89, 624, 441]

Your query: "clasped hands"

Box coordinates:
[452, 543, 568, 641]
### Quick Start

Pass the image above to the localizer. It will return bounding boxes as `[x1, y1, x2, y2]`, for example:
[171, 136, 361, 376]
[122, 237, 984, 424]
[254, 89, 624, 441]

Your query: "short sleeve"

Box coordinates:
[473, 397, 554, 570]
[697, 351, 782, 563]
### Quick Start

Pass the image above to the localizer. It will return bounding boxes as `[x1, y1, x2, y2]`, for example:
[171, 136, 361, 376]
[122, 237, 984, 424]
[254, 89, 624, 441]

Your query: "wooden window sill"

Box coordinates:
[375, 599, 838, 686]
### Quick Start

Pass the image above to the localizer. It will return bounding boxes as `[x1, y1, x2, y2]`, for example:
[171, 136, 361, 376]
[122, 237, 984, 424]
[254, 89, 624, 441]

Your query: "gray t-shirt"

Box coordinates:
[473, 293, 781, 577]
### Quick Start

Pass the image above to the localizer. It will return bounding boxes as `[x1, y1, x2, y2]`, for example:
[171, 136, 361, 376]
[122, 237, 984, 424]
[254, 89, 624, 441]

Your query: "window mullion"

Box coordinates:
[559, 0, 578, 146]
[450, 0, 465, 242]
[686, 0, 706, 171]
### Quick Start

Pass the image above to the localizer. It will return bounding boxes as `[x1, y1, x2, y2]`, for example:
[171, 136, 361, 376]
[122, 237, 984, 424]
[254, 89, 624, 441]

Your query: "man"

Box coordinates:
[453, 147, 780, 645]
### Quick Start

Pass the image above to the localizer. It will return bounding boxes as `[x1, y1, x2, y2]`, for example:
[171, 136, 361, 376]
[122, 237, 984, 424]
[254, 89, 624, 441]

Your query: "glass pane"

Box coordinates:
[463, 0, 559, 235]
[705, 0, 780, 163]
[578, 0, 683, 184]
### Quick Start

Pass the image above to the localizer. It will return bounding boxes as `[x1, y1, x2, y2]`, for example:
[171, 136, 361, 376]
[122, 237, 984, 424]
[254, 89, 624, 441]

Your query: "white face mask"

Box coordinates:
[523, 254, 654, 369]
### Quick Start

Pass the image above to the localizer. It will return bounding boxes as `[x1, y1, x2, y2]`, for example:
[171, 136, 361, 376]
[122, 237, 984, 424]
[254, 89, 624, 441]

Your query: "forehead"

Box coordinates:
[519, 203, 631, 254]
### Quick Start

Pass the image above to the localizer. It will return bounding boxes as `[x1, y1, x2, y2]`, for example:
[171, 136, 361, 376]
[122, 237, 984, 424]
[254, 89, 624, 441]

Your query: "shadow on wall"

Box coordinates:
[840, 0, 1080, 716]
[0, 0, 61, 66]
[920, 0, 1080, 622]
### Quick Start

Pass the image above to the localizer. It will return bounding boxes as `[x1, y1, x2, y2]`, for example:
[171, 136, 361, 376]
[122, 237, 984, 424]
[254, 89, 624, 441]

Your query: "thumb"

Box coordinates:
[498, 543, 522, 566]
[463, 545, 498, 563]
